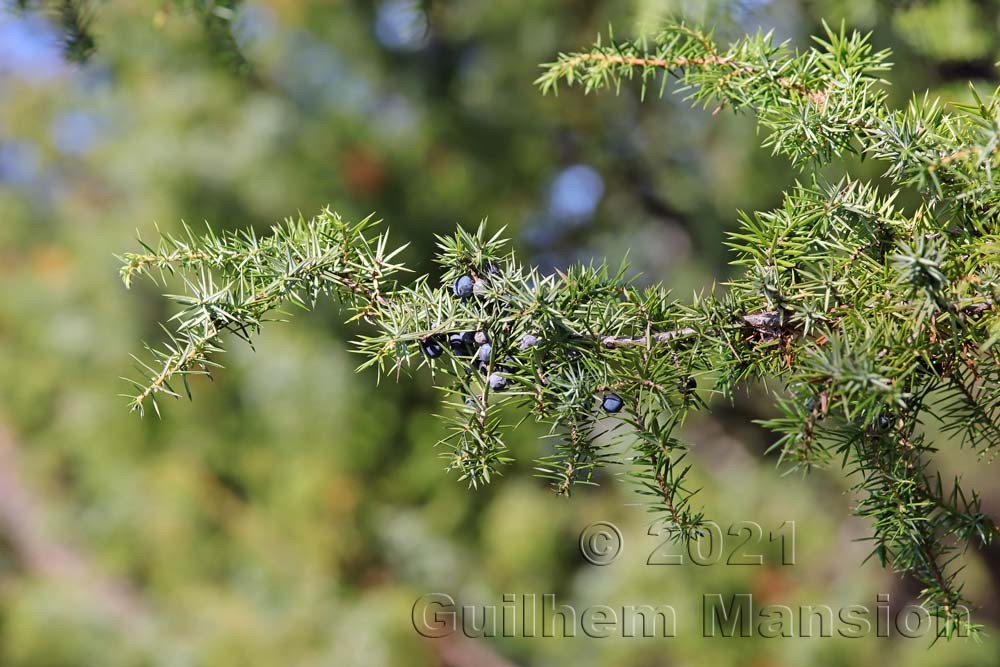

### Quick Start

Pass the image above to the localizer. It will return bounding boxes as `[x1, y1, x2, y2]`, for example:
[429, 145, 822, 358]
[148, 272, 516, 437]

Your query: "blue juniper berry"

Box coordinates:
[519, 334, 539, 350]
[478, 343, 492, 364]
[601, 392, 624, 413]
[419, 337, 444, 359]
[453, 275, 475, 299]
[449, 333, 470, 355]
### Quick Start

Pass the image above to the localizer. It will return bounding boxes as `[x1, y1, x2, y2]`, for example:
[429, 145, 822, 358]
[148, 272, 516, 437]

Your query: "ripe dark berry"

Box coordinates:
[461, 331, 477, 347]
[465, 396, 478, 409]
[602, 393, 624, 413]
[474, 331, 489, 346]
[478, 343, 492, 364]
[448, 333, 470, 354]
[684, 376, 697, 391]
[420, 338, 444, 359]
[877, 414, 892, 431]
[519, 334, 539, 350]
[488, 373, 508, 391]
[453, 275, 474, 299]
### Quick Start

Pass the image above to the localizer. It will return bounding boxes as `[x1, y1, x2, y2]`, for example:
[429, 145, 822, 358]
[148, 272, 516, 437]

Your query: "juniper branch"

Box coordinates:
[118, 20, 1000, 636]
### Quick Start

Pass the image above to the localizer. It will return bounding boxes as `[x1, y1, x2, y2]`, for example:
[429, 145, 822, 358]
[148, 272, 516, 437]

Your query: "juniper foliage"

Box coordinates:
[16, 0, 253, 71]
[14, 0, 97, 63]
[120, 22, 1000, 637]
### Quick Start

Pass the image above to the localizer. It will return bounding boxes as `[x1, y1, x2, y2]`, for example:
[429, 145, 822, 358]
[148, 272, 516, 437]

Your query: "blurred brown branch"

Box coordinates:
[0, 421, 152, 628]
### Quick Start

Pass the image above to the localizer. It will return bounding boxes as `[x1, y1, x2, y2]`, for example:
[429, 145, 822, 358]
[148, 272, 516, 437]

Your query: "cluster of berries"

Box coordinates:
[420, 273, 698, 411]
[416, 274, 532, 392]
[420, 326, 539, 392]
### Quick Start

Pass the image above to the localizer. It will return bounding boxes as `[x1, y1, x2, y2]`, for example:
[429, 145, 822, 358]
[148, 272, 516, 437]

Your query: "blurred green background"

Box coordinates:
[1, 0, 1000, 665]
